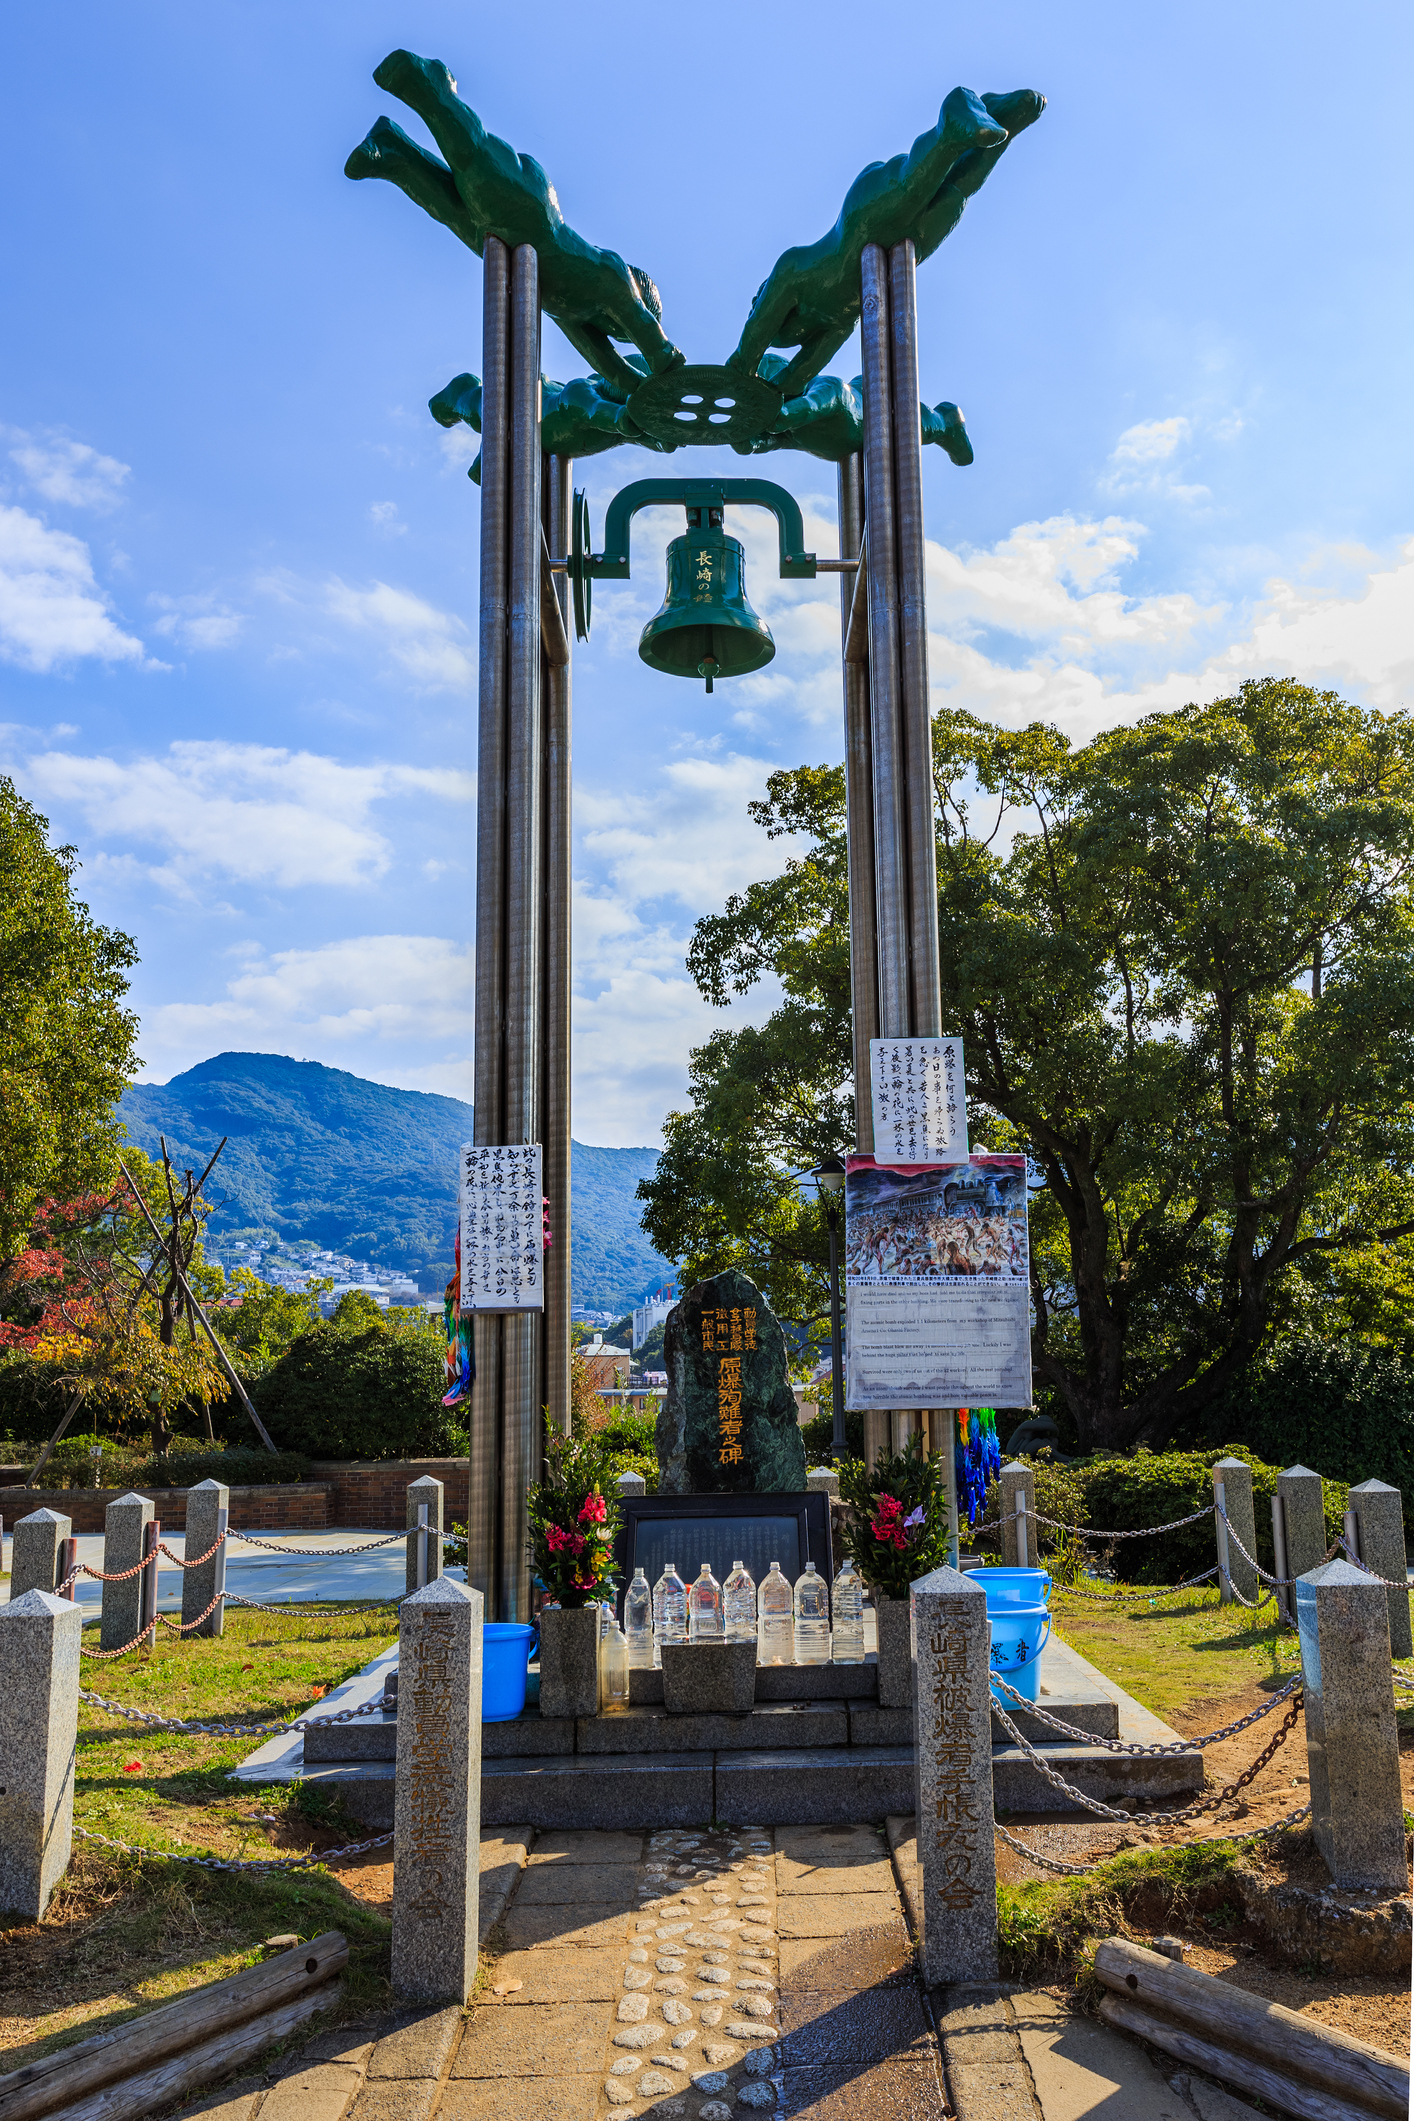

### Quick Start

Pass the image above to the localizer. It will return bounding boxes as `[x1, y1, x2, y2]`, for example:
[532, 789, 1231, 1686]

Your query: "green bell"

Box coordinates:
[638, 516, 774, 692]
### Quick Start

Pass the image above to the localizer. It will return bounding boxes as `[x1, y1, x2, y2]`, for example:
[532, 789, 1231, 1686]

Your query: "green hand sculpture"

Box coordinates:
[735, 360, 974, 465]
[346, 51, 684, 397]
[431, 368, 676, 484]
[729, 87, 1044, 395]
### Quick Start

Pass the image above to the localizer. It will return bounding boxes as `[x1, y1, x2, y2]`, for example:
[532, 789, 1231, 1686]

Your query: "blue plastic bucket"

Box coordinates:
[978, 1568, 1052, 1608]
[483, 1622, 537, 1722]
[986, 1602, 1052, 1703]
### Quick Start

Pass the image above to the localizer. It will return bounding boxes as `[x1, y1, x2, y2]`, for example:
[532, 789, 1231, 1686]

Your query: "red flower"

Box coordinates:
[546, 1524, 585, 1557]
[123, 1760, 143, 1773]
[578, 1492, 607, 1526]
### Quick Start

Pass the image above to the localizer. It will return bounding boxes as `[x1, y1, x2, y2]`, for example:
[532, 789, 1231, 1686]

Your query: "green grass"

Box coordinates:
[997, 1835, 1263, 1982]
[1050, 1580, 1307, 1723]
[2, 1602, 400, 2073]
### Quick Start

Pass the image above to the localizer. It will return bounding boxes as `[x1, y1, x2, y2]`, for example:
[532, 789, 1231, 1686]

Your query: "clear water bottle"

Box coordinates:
[689, 1563, 724, 1642]
[624, 1567, 654, 1669]
[653, 1562, 687, 1665]
[830, 1559, 865, 1663]
[601, 1616, 630, 1710]
[723, 1559, 757, 1642]
[757, 1560, 794, 1665]
[793, 1560, 830, 1664]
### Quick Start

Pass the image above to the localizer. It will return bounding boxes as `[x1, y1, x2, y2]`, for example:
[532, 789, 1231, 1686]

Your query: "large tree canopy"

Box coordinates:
[0, 778, 139, 1261]
[639, 681, 1414, 1451]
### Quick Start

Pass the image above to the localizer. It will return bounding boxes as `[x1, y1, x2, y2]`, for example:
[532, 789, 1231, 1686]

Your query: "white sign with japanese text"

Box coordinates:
[459, 1143, 544, 1312]
[869, 1037, 967, 1163]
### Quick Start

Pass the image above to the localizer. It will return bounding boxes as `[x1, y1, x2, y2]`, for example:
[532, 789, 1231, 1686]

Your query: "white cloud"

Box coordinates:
[149, 592, 243, 651]
[319, 577, 475, 689]
[20, 739, 473, 889]
[139, 934, 476, 1094]
[1101, 415, 1210, 503]
[368, 501, 408, 537]
[7, 430, 131, 511]
[0, 505, 150, 672]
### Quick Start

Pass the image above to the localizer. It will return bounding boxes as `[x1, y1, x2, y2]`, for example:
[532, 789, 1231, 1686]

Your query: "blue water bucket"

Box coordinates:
[986, 1602, 1052, 1703]
[483, 1622, 537, 1722]
[977, 1568, 1052, 1608]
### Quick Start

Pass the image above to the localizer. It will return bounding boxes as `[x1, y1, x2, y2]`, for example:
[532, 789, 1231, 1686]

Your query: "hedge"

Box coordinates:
[253, 1322, 462, 1461]
[1209, 1332, 1414, 1499]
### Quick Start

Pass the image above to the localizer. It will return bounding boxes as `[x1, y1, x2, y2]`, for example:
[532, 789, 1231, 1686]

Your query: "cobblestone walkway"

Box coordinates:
[177, 1821, 948, 2121]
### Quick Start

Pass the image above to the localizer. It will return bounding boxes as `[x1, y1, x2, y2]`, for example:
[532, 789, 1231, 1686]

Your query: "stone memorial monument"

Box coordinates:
[910, 1564, 998, 1982]
[656, 1269, 806, 1495]
[392, 1575, 484, 2002]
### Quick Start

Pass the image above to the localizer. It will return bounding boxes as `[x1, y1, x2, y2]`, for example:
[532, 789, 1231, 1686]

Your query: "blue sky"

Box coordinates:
[3, 2, 1410, 1145]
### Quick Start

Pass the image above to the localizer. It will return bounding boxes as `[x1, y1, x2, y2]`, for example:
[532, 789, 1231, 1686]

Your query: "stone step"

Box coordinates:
[628, 1662, 878, 1704]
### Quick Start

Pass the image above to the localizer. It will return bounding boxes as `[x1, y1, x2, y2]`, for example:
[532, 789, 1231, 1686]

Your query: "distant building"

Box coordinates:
[578, 1337, 632, 1390]
[632, 1283, 678, 1349]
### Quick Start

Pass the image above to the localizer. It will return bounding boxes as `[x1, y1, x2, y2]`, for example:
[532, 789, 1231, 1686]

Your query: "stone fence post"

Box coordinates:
[392, 1576, 484, 2002]
[1211, 1457, 1257, 1604]
[1295, 1558, 1406, 1890]
[806, 1467, 840, 1497]
[1345, 1480, 1411, 1659]
[406, 1475, 445, 1595]
[100, 1492, 154, 1651]
[0, 1589, 82, 1919]
[616, 1470, 647, 1499]
[11, 1507, 71, 1600]
[182, 1478, 228, 1639]
[1277, 1465, 1325, 1581]
[999, 1463, 1035, 1568]
[911, 1564, 997, 1985]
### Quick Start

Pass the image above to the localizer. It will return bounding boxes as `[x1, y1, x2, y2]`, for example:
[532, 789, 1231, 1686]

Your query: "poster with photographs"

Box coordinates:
[459, 1143, 544, 1312]
[869, 1036, 967, 1163]
[844, 1152, 1032, 1409]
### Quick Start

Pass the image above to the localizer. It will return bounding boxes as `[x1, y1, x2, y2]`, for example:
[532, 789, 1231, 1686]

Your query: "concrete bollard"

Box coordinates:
[406, 1475, 445, 1596]
[1277, 1465, 1326, 1582]
[0, 1589, 83, 1919]
[1211, 1458, 1258, 1604]
[182, 1479, 229, 1639]
[100, 1492, 154, 1651]
[11, 1507, 72, 1600]
[805, 1467, 840, 1497]
[616, 1470, 646, 1499]
[392, 1576, 484, 2002]
[1346, 1480, 1412, 1659]
[1295, 1558, 1406, 1890]
[911, 1564, 998, 1984]
[999, 1463, 1035, 1569]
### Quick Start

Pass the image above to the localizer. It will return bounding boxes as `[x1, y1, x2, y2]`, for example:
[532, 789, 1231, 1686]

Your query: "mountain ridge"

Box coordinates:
[118, 1052, 671, 1310]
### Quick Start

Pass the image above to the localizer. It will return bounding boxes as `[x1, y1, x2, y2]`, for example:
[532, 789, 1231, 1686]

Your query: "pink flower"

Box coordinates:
[546, 1524, 586, 1556]
[578, 1491, 607, 1526]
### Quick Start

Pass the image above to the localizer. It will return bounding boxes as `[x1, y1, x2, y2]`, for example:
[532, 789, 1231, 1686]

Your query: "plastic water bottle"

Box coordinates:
[757, 1560, 794, 1665]
[793, 1560, 830, 1664]
[830, 1560, 865, 1663]
[601, 1616, 630, 1710]
[653, 1562, 687, 1665]
[624, 1568, 654, 1669]
[689, 1563, 724, 1642]
[723, 1560, 757, 1643]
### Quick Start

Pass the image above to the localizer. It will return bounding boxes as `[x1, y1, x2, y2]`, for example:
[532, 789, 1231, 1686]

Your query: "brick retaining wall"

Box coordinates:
[0, 1457, 471, 1538]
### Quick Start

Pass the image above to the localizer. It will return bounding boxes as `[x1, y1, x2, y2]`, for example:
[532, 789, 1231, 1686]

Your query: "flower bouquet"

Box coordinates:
[837, 1429, 949, 1599]
[526, 1415, 621, 1608]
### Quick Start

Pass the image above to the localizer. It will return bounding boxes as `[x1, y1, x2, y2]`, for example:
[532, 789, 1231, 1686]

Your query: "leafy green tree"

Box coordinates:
[0, 778, 139, 1261]
[641, 680, 1414, 1453]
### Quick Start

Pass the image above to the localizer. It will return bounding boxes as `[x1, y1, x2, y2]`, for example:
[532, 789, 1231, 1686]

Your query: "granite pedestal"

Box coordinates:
[10, 1506, 70, 1600]
[998, 1463, 1035, 1568]
[182, 1478, 227, 1638]
[538, 1605, 600, 1718]
[1277, 1465, 1326, 1582]
[1346, 1478, 1411, 1658]
[100, 1491, 153, 1651]
[405, 1473, 444, 1595]
[391, 1575, 483, 2002]
[1211, 1457, 1258, 1603]
[874, 1595, 912, 1707]
[911, 1564, 998, 1984]
[1295, 1558, 1406, 1891]
[0, 1588, 82, 1919]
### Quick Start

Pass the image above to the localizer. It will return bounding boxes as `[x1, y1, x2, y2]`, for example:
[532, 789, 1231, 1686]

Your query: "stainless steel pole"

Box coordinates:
[543, 455, 573, 1440]
[838, 454, 878, 1154]
[827, 1202, 845, 1462]
[1270, 1491, 1291, 1628]
[859, 243, 909, 1039]
[500, 243, 543, 1624]
[469, 234, 511, 1615]
[888, 240, 942, 1038]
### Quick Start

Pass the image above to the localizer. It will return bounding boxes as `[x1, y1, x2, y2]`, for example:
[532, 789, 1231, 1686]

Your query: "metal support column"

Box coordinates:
[888, 239, 941, 1037]
[859, 243, 909, 1038]
[499, 242, 543, 1624]
[542, 455, 573, 1438]
[468, 234, 511, 1613]
[838, 453, 877, 1154]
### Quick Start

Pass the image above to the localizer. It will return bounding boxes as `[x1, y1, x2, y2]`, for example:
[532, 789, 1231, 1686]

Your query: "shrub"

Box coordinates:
[1208, 1332, 1414, 1512]
[800, 1403, 864, 1462]
[134, 1446, 313, 1489]
[253, 1321, 463, 1460]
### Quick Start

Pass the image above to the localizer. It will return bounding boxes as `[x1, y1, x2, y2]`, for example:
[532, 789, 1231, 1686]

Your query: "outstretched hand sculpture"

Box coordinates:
[346, 50, 683, 396]
[432, 368, 677, 483]
[737, 360, 974, 465]
[728, 87, 1044, 394]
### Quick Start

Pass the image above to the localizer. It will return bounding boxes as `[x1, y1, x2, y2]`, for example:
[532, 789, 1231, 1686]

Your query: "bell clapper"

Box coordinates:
[698, 629, 719, 693]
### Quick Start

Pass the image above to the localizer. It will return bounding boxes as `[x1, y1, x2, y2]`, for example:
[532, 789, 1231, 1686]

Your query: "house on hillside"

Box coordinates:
[579, 1337, 631, 1391]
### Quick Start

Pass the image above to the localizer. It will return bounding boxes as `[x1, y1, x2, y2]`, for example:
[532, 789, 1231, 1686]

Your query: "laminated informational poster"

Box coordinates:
[869, 1037, 967, 1162]
[844, 1152, 1032, 1409]
[459, 1143, 544, 1312]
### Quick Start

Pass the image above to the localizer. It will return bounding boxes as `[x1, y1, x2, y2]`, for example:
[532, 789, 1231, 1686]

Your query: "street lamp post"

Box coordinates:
[813, 1155, 847, 1461]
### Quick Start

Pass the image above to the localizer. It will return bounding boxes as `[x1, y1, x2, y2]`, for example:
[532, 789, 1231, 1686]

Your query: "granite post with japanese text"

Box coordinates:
[911, 1564, 998, 1983]
[392, 1575, 484, 2001]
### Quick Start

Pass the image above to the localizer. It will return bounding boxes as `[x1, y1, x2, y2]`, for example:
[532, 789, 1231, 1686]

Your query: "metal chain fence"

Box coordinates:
[73, 1822, 393, 1872]
[988, 1672, 1301, 1756]
[994, 1801, 1314, 1879]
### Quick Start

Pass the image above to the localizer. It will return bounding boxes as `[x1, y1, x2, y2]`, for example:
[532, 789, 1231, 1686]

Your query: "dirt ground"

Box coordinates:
[995, 1676, 1414, 2058]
